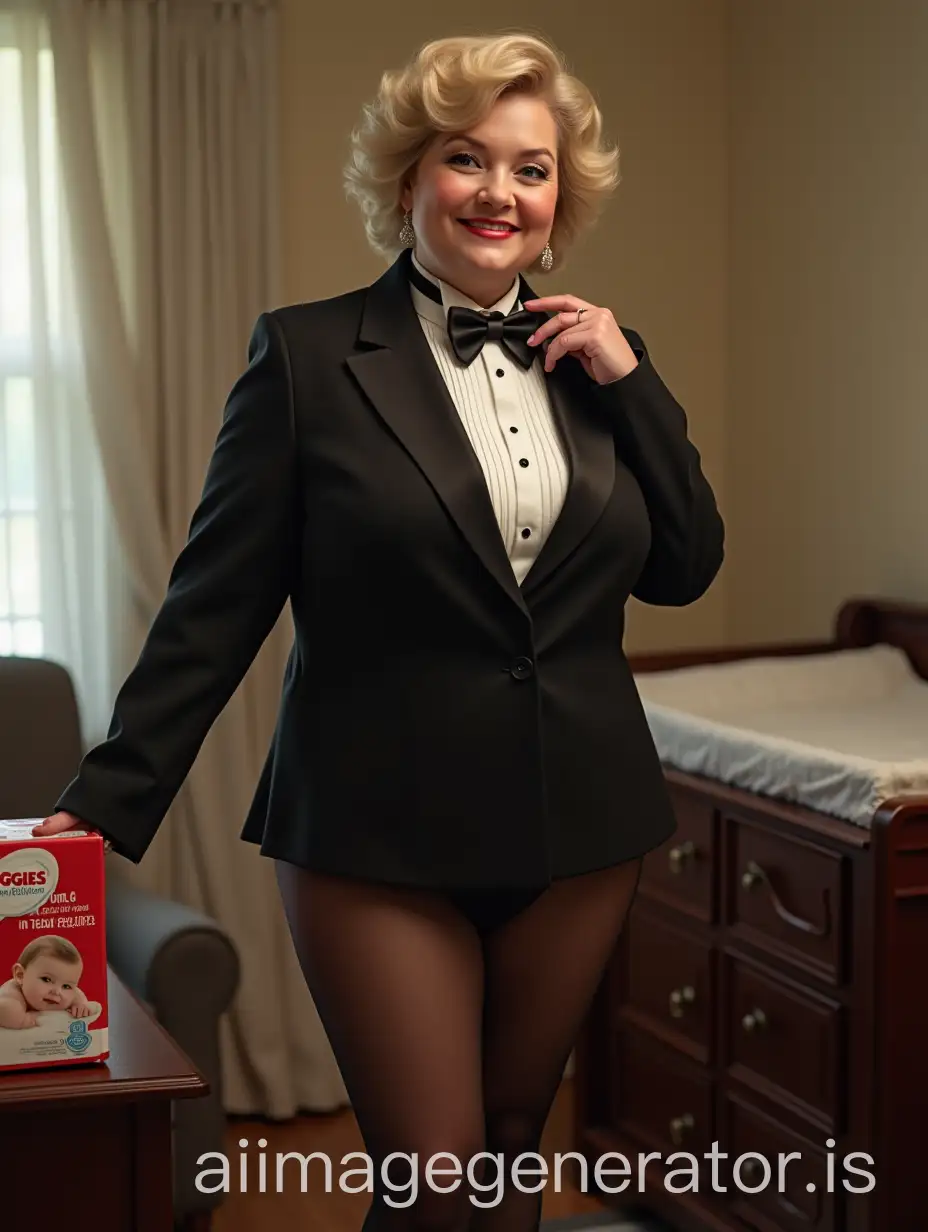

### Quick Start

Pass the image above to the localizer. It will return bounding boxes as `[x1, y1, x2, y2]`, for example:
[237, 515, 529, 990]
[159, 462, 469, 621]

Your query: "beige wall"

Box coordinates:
[727, 0, 928, 643]
[275, 0, 730, 653]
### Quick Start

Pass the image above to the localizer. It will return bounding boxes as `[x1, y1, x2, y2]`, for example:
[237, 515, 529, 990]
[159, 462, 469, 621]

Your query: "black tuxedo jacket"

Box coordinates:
[56, 249, 724, 889]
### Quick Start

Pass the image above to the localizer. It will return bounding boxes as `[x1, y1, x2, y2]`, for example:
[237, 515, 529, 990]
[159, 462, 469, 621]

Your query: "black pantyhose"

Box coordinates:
[275, 858, 642, 1232]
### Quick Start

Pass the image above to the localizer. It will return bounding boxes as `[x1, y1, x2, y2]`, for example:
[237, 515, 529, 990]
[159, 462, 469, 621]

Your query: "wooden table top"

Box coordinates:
[0, 965, 209, 1112]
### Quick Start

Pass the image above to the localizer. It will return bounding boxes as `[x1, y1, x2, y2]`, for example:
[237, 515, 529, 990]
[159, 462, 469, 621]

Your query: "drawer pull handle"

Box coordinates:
[668, 840, 696, 873]
[669, 1113, 694, 1145]
[740, 860, 831, 937]
[669, 985, 696, 1017]
[741, 1007, 768, 1032]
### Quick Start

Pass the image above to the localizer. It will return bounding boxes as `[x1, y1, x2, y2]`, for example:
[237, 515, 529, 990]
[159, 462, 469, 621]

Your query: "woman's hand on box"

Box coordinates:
[32, 811, 111, 850]
[32, 810, 87, 836]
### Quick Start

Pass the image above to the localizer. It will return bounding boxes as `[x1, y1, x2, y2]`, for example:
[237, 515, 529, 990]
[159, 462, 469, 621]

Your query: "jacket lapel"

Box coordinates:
[345, 251, 615, 614]
[346, 251, 529, 617]
[522, 354, 616, 598]
[516, 271, 615, 600]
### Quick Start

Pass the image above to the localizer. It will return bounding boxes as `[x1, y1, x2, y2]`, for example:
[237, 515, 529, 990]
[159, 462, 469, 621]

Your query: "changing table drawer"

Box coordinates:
[720, 1092, 839, 1232]
[621, 903, 713, 1063]
[726, 817, 847, 984]
[640, 788, 717, 922]
[612, 1029, 715, 1162]
[722, 954, 844, 1127]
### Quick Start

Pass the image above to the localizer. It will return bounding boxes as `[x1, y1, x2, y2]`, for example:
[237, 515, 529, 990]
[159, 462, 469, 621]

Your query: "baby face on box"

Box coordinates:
[0, 936, 97, 1029]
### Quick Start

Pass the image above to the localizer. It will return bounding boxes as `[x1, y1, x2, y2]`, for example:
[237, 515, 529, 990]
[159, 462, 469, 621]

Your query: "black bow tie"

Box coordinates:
[408, 259, 546, 370]
[447, 305, 547, 369]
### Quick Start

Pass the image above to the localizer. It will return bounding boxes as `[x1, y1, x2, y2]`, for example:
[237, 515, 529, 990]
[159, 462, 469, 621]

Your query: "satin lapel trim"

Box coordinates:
[520, 359, 616, 598]
[346, 253, 529, 618]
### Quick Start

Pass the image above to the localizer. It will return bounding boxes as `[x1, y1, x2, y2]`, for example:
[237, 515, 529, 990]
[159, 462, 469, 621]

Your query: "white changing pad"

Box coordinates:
[634, 644, 928, 826]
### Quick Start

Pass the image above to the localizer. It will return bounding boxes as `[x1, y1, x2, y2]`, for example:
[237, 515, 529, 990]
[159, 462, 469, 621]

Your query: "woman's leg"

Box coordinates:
[473, 858, 643, 1232]
[275, 863, 487, 1232]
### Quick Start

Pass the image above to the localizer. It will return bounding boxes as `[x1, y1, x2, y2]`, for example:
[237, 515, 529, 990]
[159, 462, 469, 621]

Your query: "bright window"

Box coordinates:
[0, 38, 59, 656]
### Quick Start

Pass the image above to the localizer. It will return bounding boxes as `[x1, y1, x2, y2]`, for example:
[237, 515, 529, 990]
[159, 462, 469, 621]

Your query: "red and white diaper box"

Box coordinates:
[0, 819, 109, 1073]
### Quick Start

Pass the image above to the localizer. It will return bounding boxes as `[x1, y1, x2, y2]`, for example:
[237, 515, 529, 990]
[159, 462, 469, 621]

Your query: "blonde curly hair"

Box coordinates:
[344, 33, 620, 275]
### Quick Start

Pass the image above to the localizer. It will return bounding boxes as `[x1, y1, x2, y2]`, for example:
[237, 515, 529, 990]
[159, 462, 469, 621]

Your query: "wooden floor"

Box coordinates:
[212, 1077, 612, 1231]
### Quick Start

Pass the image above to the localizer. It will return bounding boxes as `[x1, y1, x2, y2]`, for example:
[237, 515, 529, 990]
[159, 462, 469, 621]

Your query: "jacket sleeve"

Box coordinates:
[54, 311, 301, 862]
[590, 327, 724, 606]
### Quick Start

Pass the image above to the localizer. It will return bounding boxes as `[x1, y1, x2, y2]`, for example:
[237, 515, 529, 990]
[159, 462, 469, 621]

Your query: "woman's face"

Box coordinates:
[401, 92, 559, 306]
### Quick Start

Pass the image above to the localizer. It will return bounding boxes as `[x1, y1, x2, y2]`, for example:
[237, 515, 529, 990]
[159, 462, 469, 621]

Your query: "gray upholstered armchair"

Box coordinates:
[0, 654, 239, 1232]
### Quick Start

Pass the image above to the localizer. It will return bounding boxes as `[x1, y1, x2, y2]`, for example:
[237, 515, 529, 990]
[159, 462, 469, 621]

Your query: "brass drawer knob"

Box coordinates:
[668, 840, 696, 873]
[669, 985, 696, 1018]
[669, 1113, 694, 1145]
[741, 860, 763, 889]
[741, 1007, 768, 1032]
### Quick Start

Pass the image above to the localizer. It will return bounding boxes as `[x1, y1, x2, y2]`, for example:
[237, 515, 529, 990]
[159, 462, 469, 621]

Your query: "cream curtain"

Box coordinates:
[0, 8, 128, 717]
[23, 0, 346, 1117]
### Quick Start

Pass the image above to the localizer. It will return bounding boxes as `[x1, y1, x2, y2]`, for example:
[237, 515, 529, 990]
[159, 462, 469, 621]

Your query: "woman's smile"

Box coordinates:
[457, 218, 521, 239]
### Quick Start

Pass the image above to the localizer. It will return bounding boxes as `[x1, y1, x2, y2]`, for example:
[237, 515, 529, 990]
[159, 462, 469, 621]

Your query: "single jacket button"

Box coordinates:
[510, 656, 534, 680]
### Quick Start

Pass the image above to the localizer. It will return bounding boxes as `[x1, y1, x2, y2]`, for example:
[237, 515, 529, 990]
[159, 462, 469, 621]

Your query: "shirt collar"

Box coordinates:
[409, 250, 522, 330]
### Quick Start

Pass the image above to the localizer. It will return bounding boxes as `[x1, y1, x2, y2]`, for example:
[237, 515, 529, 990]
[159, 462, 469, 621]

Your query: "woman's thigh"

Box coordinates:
[275, 863, 488, 1170]
[479, 859, 643, 1142]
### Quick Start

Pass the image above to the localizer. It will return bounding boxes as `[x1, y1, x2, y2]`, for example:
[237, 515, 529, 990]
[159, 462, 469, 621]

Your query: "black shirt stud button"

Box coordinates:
[519, 458, 529, 467]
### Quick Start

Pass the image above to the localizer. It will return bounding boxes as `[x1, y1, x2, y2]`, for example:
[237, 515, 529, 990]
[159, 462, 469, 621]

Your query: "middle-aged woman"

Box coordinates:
[37, 32, 724, 1232]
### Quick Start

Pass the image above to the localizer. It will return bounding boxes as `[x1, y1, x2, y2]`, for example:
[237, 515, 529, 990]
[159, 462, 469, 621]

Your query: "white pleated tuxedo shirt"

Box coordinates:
[409, 252, 569, 586]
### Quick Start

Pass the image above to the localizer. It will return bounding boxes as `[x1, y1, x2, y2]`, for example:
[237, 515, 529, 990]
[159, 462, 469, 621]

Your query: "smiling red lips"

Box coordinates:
[458, 218, 520, 239]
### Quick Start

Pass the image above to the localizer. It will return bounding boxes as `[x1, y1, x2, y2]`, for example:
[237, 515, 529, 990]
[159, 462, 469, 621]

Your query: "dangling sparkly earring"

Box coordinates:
[399, 211, 415, 247]
[540, 241, 553, 272]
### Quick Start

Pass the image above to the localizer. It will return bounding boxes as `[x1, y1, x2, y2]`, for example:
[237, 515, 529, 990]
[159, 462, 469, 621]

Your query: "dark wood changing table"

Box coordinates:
[574, 597, 928, 1232]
